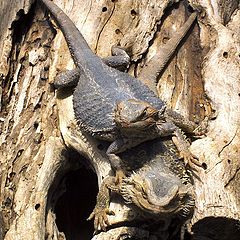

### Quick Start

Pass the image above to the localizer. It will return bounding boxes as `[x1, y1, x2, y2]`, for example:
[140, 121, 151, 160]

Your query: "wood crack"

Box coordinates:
[218, 127, 238, 157]
[95, 2, 116, 53]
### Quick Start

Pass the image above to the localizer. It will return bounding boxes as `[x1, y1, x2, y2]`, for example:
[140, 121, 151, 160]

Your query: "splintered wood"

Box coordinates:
[0, 0, 239, 239]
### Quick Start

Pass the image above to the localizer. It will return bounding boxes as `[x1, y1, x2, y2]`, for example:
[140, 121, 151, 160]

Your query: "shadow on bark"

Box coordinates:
[49, 149, 98, 239]
[192, 217, 240, 240]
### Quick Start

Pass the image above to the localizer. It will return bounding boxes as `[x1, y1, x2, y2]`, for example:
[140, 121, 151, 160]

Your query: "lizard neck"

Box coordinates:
[39, 0, 101, 69]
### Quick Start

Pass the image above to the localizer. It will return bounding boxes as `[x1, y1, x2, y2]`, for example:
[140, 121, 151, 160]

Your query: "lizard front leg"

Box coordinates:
[88, 176, 118, 232]
[106, 135, 160, 184]
[155, 121, 203, 170]
[107, 153, 126, 185]
[164, 109, 207, 136]
[107, 138, 128, 185]
[172, 128, 202, 170]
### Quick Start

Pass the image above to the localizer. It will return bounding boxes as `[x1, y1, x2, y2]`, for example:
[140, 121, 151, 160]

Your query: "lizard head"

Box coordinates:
[121, 171, 194, 218]
[115, 99, 159, 132]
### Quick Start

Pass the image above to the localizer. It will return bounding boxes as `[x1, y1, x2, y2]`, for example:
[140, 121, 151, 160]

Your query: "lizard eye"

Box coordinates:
[138, 108, 148, 119]
[135, 183, 142, 192]
[141, 188, 148, 199]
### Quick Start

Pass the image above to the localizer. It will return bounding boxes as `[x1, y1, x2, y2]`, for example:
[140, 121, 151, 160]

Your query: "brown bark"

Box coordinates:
[0, 0, 239, 239]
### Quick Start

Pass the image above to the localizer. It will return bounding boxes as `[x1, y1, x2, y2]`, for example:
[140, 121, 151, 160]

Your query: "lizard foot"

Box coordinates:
[179, 149, 202, 171]
[88, 207, 115, 232]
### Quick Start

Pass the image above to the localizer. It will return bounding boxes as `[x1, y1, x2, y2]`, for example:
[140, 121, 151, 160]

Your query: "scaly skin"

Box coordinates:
[39, 0, 204, 172]
[89, 138, 195, 231]
[138, 12, 198, 94]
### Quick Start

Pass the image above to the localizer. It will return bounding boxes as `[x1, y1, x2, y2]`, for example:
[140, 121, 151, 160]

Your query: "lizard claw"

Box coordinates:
[179, 149, 202, 171]
[88, 207, 115, 232]
[193, 117, 208, 136]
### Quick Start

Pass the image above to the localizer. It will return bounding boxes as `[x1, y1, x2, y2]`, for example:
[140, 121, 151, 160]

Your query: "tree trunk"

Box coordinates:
[0, 0, 239, 239]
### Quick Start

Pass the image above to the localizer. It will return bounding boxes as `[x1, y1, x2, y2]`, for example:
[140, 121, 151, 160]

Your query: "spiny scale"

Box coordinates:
[40, 0, 198, 157]
[40, 0, 166, 139]
[73, 64, 165, 137]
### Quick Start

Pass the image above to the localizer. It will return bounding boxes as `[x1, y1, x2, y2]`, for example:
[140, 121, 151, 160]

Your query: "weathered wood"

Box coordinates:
[0, 0, 34, 78]
[187, 1, 240, 238]
[0, 0, 239, 239]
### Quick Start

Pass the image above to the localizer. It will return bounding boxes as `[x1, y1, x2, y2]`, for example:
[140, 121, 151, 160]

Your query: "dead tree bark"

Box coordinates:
[0, 0, 239, 239]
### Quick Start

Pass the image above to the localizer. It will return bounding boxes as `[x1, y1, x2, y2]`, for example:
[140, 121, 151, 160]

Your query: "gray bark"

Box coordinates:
[0, 0, 239, 239]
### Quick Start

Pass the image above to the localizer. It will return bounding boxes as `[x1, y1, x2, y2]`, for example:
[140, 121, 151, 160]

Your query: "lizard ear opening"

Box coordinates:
[51, 150, 98, 238]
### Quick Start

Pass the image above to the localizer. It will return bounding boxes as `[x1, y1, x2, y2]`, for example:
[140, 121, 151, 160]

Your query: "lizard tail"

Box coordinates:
[39, 0, 97, 67]
[138, 12, 197, 94]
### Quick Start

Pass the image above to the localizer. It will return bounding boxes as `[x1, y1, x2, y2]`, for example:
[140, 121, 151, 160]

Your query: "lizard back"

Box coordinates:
[73, 62, 165, 140]
[40, 0, 165, 140]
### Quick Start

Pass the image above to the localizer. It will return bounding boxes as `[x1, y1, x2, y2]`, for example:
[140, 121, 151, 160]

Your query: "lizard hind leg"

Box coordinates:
[54, 68, 80, 89]
[103, 45, 130, 71]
